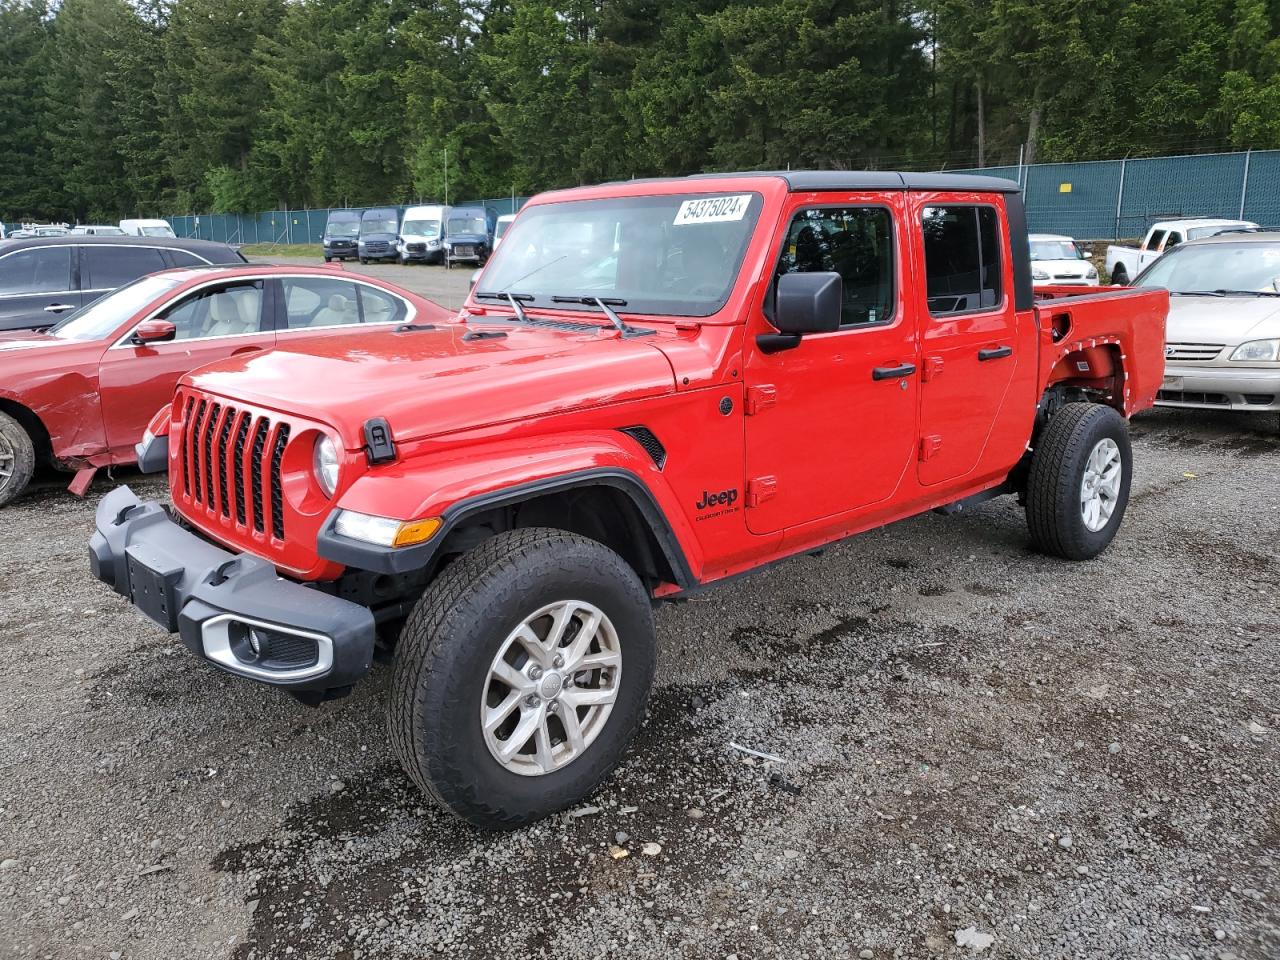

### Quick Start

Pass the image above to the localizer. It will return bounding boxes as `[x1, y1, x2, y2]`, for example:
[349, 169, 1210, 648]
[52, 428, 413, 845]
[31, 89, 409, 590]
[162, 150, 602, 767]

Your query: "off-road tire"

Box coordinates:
[389, 528, 656, 828]
[0, 411, 36, 508]
[1026, 402, 1132, 560]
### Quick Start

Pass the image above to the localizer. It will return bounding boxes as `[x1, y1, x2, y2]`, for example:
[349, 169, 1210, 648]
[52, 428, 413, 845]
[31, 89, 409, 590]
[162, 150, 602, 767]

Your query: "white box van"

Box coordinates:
[396, 205, 450, 264]
[119, 218, 176, 238]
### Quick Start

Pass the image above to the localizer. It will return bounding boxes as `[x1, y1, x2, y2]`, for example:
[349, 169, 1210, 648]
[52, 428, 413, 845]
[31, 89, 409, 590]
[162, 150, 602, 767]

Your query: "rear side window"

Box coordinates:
[83, 247, 167, 289]
[165, 250, 208, 268]
[1164, 231, 1182, 250]
[774, 207, 895, 327]
[281, 277, 366, 328]
[922, 206, 1004, 316]
[0, 247, 72, 294]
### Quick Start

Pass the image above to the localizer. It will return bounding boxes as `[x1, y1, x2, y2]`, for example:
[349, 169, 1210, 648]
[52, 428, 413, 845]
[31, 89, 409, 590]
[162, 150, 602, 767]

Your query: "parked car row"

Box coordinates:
[322, 205, 508, 268]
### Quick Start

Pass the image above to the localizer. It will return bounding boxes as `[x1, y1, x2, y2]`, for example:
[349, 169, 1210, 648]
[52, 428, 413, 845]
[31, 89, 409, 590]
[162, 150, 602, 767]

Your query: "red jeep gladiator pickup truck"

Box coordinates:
[90, 172, 1167, 827]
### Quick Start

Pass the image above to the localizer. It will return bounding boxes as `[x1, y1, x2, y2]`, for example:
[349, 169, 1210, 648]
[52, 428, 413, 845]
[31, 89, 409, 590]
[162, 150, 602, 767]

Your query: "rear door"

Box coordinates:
[0, 246, 80, 331]
[272, 275, 412, 344]
[97, 279, 276, 457]
[743, 193, 920, 535]
[913, 198, 1020, 485]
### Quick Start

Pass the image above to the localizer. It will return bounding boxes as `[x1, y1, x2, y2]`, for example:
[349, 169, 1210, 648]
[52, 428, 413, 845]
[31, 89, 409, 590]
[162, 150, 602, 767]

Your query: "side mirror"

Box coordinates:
[131, 318, 176, 345]
[759, 272, 843, 353]
[469, 269, 482, 290]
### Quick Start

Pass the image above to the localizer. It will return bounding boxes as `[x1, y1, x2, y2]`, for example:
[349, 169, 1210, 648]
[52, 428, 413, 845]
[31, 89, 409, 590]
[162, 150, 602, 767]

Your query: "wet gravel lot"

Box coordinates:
[1, 393, 1277, 958]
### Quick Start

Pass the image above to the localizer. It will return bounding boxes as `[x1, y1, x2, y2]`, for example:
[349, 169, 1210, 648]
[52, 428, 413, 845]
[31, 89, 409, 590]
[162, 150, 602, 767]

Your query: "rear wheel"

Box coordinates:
[1026, 402, 1132, 560]
[389, 528, 656, 828]
[1110, 265, 1129, 285]
[0, 411, 36, 508]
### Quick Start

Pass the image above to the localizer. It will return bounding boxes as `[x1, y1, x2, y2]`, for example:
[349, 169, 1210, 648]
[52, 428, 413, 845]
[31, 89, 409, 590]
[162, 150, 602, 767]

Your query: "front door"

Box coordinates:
[98, 279, 276, 458]
[913, 198, 1019, 485]
[744, 194, 920, 535]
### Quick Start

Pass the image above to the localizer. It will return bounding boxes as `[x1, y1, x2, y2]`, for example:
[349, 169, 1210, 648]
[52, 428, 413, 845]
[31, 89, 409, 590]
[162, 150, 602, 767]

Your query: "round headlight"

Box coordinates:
[313, 434, 340, 497]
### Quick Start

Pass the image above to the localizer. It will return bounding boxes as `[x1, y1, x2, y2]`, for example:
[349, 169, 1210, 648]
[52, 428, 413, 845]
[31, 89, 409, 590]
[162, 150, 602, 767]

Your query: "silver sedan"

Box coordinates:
[1135, 231, 1280, 412]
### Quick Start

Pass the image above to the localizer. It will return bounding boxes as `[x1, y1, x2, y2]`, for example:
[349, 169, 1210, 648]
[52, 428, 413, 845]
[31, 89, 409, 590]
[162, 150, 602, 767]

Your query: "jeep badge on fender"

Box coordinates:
[88, 170, 1168, 829]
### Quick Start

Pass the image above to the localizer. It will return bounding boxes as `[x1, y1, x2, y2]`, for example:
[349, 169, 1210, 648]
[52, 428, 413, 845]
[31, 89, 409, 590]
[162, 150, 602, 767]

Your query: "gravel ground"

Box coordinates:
[1, 407, 1277, 960]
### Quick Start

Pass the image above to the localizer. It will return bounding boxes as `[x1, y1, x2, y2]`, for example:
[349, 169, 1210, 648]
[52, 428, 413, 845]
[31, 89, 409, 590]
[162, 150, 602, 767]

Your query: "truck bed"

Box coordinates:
[1032, 285, 1169, 416]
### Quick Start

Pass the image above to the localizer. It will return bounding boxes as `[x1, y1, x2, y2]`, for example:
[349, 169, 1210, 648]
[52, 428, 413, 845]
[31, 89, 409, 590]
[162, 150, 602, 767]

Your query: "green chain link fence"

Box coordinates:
[165, 150, 1280, 245]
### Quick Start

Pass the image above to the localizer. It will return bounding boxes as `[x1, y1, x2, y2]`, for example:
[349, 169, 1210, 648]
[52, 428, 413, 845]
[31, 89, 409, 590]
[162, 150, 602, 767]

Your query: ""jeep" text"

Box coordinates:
[695, 488, 739, 510]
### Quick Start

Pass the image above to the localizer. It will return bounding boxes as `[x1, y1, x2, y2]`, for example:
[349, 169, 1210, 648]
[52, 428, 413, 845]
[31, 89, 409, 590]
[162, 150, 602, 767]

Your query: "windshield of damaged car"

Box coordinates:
[1030, 239, 1081, 260]
[477, 192, 763, 317]
[449, 216, 487, 235]
[402, 219, 440, 238]
[1136, 242, 1280, 294]
[48, 274, 185, 341]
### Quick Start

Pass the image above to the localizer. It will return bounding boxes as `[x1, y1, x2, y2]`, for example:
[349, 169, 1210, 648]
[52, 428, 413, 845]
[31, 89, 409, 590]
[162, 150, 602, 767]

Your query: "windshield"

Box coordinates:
[1187, 224, 1251, 240]
[477, 192, 763, 318]
[141, 225, 174, 237]
[49, 274, 184, 341]
[401, 219, 440, 238]
[1136, 241, 1280, 294]
[361, 218, 397, 235]
[327, 220, 359, 237]
[449, 217, 487, 235]
[1030, 239, 1081, 260]
[495, 219, 513, 239]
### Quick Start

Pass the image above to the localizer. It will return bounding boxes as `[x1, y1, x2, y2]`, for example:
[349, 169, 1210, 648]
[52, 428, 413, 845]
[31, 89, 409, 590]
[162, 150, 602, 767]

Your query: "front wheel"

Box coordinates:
[389, 529, 656, 828]
[0, 411, 36, 508]
[1026, 402, 1132, 560]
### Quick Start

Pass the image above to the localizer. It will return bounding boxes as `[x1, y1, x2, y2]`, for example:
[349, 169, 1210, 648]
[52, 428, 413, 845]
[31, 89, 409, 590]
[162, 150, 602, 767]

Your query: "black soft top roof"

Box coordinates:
[615, 170, 1022, 194]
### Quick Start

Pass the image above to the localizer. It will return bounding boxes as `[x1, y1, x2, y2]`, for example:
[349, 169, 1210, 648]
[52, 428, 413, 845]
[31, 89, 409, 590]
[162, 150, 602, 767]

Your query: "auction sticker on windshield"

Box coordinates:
[673, 195, 752, 225]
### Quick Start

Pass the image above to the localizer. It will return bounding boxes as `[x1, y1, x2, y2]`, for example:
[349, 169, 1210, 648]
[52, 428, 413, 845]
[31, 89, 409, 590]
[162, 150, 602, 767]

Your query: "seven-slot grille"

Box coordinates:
[180, 396, 291, 540]
[1165, 342, 1225, 361]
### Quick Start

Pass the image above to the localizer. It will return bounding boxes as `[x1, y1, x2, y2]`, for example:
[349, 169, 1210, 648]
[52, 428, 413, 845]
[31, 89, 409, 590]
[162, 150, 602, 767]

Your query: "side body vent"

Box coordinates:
[619, 426, 667, 470]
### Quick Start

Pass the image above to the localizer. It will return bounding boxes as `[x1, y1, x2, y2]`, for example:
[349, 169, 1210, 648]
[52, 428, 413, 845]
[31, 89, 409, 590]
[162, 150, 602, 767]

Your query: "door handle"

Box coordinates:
[231, 345, 264, 356]
[978, 345, 1013, 361]
[43, 303, 75, 313]
[872, 362, 917, 381]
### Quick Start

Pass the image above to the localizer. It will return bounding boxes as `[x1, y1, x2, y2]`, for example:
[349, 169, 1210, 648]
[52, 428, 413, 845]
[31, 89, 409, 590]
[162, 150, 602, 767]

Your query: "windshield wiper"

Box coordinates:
[474, 290, 535, 323]
[1173, 289, 1280, 297]
[549, 296, 653, 338]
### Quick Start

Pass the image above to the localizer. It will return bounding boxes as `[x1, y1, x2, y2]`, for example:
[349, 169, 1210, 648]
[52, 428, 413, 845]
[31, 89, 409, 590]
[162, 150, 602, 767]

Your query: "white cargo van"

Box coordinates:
[119, 218, 176, 238]
[396, 205, 450, 264]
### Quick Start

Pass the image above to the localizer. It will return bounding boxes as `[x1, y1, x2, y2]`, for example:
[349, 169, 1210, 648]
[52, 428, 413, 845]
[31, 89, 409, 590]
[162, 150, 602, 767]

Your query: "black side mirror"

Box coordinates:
[759, 271, 843, 353]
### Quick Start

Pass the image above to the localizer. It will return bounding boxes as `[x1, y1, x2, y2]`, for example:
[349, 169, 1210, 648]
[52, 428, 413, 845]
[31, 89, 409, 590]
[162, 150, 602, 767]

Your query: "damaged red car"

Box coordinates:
[0, 264, 449, 506]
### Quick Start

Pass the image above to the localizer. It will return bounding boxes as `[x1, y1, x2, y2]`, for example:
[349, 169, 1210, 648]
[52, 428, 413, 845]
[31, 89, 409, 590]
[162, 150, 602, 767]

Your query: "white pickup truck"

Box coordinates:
[1106, 218, 1256, 284]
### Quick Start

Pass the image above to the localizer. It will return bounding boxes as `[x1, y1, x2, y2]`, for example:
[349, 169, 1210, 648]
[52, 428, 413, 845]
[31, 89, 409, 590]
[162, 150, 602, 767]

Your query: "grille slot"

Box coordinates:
[181, 396, 195, 495]
[270, 425, 290, 540]
[1157, 390, 1230, 405]
[216, 411, 234, 517]
[250, 420, 268, 533]
[201, 403, 220, 512]
[1165, 342, 1225, 361]
[232, 415, 250, 524]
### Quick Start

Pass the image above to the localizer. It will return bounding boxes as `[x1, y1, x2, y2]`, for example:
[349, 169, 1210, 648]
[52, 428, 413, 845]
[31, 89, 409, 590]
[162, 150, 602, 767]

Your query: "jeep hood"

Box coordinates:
[1166, 295, 1280, 344]
[184, 322, 677, 446]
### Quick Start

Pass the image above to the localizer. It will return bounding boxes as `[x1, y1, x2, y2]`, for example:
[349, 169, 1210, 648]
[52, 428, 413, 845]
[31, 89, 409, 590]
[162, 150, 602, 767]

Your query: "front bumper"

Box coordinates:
[89, 485, 375, 692]
[1156, 365, 1280, 411]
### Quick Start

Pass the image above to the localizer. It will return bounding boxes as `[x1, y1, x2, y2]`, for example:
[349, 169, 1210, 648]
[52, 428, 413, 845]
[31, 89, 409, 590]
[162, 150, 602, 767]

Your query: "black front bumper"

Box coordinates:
[89, 485, 375, 693]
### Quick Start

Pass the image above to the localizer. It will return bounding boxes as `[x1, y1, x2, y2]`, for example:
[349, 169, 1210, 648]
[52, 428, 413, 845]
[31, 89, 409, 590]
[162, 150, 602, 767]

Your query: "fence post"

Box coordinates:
[1239, 148, 1252, 220]
[1114, 157, 1128, 241]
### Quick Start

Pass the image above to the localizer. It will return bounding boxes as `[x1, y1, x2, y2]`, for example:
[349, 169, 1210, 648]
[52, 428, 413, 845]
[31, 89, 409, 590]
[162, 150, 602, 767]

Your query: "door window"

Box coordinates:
[280, 277, 407, 328]
[82, 246, 168, 289]
[1145, 229, 1166, 252]
[1163, 231, 1182, 250]
[773, 207, 894, 327]
[0, 247, 72, 294]
[921, 206, 1004, 316]
[158, 282, 265, 341]
[357, 285, 408, 325]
